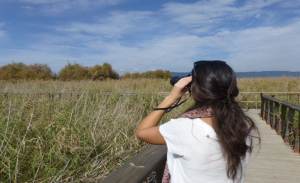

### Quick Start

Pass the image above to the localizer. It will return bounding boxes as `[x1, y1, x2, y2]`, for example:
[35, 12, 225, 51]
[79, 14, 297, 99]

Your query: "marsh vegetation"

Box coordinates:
[0, 77, 300, 182]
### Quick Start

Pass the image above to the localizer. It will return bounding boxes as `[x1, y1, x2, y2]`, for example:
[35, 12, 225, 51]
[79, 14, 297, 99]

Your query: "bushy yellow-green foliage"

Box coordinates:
[0, 62, 53, 80]
[58, 62, 119, 81]
[121, 69, 173, 79]
[0, 62, 120, 81]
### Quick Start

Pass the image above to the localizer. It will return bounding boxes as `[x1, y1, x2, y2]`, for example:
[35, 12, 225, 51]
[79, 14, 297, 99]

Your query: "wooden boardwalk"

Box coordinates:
[244, 109, 300, 183]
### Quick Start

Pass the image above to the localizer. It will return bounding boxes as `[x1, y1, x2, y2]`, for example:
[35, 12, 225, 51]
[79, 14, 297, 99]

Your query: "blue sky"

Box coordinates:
[0, 0, 300, 74]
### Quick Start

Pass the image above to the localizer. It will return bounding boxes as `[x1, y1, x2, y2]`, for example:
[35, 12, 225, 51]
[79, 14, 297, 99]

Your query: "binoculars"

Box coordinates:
[170, 75, 191, 87]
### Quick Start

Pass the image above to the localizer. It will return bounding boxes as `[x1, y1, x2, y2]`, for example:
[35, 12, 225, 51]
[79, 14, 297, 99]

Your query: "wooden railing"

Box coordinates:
[261, 93, 300, 153]
[100, 145, 167, 183]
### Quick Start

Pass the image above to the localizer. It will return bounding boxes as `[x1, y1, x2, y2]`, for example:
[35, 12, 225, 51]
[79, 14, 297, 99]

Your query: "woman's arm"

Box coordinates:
[135, 76, 192, 145]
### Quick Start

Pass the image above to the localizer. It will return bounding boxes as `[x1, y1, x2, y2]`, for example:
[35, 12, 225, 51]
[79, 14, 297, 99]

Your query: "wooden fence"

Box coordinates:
[261, 93, 300, 153]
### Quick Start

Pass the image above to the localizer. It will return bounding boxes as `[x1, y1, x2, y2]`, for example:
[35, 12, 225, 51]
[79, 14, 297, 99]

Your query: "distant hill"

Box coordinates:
[171, 71, 300, 78]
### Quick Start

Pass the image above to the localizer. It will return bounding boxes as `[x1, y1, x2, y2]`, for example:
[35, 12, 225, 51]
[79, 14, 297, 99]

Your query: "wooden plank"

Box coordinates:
[100, 145, 167, 183]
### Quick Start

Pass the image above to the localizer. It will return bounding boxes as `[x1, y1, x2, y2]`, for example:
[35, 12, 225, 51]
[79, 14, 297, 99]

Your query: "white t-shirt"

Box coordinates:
[159, 118, 252, 183]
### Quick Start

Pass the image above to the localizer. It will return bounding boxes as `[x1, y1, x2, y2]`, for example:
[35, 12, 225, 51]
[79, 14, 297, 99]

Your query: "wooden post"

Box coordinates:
[261, 93, 264, 118]
[295, 113, 300, 153]
[287, 93, 289, 102]
[255, 93, 257, 109]
[264, 99, 269, 122]
[70, 93, 72, 98]
[59, 93, 61, 99]
[274, 102, 280, 131]
[267, 100, 272, 125]
[269, 100, 274, 128]
[5, 93, 8, 98]
[280, 105, 287, 138]
[239, 94, 241, 102]
[285, 108, 295, 143]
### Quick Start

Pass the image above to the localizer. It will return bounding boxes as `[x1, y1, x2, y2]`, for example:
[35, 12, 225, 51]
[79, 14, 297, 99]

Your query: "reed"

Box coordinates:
[0, 92, 193, 182]
[1, 77, 300, 182]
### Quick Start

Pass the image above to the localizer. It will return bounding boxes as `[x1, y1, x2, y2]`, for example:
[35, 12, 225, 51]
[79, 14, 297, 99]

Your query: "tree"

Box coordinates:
[102, 62, 113, 79]
[0, 62, 26, 80]
[0, 62, 53, 80]
[58, 62, 89, 81]
[123, 72, 132, 79]
[163, 70, 173, 79]
[28, 63, 53, 80]
[131, 72, 140, 79]
[155, 69, 164, 79]
[89, 64, 105, 80]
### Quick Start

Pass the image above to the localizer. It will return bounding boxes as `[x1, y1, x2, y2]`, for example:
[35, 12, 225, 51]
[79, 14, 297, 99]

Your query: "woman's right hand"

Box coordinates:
[167, 76, 192, 103]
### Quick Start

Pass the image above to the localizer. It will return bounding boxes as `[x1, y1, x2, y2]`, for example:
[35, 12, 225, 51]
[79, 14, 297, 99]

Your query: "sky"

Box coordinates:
[0, 0, 300, 74]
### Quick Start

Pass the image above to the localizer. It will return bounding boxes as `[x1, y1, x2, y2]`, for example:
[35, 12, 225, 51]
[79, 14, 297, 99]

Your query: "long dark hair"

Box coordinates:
[186, 61, 260, 181]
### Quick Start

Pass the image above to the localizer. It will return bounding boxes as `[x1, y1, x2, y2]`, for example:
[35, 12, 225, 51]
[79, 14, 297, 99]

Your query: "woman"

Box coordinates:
[135, 61, 259, 183]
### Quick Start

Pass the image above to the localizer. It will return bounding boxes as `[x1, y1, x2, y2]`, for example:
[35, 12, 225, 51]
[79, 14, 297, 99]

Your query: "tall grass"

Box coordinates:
[0, 92, 193, 182]
[0, 79, 173, 93]
[1, 77, 300, 93]
[1, 77, 300, 182]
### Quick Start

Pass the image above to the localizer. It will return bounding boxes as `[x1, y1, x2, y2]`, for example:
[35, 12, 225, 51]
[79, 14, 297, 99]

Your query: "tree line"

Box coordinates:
[121, 70, 173, 79]
[0, 62, 173, 80]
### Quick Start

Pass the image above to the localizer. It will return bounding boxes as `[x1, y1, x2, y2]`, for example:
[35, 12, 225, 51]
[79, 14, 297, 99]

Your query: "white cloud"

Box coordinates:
[18, 0, 124, 14]
[21, 6, 33, 10]
[0, 22, 6, 38]
[20, 0, 122, 5]
[193, 20, 300, 71]
[2, 0, 299, 73]
[162, 0, 281, 28]
[55, 19, 300, 72]
[0, 31, 5, 38]
[279, 0, 300, 8]
[56, 11, 156, 37]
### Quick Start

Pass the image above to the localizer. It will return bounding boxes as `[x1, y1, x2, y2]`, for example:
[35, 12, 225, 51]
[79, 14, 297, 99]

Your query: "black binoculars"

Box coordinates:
[170, 75, 191, 86]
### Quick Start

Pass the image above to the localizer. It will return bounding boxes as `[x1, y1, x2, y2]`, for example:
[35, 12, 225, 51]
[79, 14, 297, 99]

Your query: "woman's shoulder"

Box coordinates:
[164, 117, 199, 126]
[160, 118, 203, 133]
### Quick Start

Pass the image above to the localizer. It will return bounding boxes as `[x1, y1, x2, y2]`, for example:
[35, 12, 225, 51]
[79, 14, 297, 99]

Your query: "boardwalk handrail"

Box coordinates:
[261, 93, 300, 153]
[100, 145, 167, 183]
